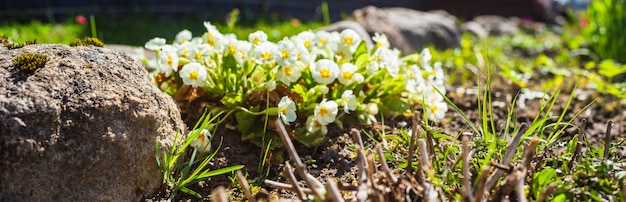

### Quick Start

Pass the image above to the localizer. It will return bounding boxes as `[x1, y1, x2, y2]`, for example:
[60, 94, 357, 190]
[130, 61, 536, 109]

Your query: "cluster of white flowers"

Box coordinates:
[142, 21, 449, 135]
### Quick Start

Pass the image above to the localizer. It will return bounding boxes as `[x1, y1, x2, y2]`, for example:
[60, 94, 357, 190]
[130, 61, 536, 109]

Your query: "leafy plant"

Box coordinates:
[585, 0, 626, 63]
[141, 21, 449, 150]
[155, 111, 244, 200]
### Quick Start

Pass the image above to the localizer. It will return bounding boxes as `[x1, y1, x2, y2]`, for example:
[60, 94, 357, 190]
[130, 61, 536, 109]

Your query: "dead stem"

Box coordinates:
[274, 119, 325, 199]
[472, 168, 490, 202]
[408, 112, 420, 173]
[325, 177, 345, 202]
[604, 120, 613, 160]
[485, 123, 528, 194]
[236, 170, 256, 202]
[461, 134, 473, 202]
[264, 179, 313, 194]
[375, 144, 398, 184]
[210, 186, 228, 202]
[536, 184, 556, 202]
[283, 163, 305, 200]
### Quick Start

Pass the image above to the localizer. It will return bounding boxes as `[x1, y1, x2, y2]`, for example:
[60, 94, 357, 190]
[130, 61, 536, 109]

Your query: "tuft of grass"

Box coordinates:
[155, 111, 244, 200]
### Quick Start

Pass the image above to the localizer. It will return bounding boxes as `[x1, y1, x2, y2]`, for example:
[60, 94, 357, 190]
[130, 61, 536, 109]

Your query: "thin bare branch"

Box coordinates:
[604, 120, 614, 160]
[325, 177, 345, 202]
[536, 184, 556, 202]
[264, 179, 313, 194]
[283, 163, 305, 200]
[408, 112, 420, 173]
[462, 134, 473, 202]
[210, 186, 229, 202]
[236, 170, 256, 202]
[376, 144, 398, 184]
[472, 168, 490, 202]
[274, 119, 325, 199]
[485, 123, 528, 192]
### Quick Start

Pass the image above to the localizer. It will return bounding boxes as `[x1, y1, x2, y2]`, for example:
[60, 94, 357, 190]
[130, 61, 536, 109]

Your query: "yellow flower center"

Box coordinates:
[229, 45, 237, 54]
[167, 55, 173, 66]
[261, 52, 272, 60]
[281, 106, 287, 115]
[344, 37, 353, 45]
[319, 105, 328, 117]
[430, 105, 439, 114]
[304, 40, 311, 48]
[281, 49, 290, 59]
[239, 50, 247, 58]
[320, 68, 330, 79]
[189, 71, 199, 80]
[342, 71, 352, 80]
[195, 52, 203, 59]
[197, 133, 206, 143]
[181, 39, 188, 43]
[253, 38, 260, 45]
[408, 73, 414, 79]
[284, 66, 292, 76]
[336, 51, 345, 59]
[181, 50, 189, 58]
[319, 39, 326, 46]
[376, 42, 383, 48]
[297, 53, 302, 61]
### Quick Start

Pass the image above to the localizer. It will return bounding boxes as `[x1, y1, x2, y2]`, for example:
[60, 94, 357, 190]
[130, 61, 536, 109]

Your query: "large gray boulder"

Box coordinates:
[352, 6, 461, 53]
[0, 44, 185, 201]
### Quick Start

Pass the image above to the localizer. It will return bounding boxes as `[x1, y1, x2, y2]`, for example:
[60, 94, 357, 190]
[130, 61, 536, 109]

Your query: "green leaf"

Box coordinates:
[354, 53, 369, 68]
[380, 95, 410, 114]
[221, 93, 243, 108]
[598, 60, 626, 78]
[533, 168, 558, 198]
[180, 186, 202, 199]
[196, 165, 244, 179]
[294, 128, 325, 147]
[352, 40, 368, 60]
[553, 193, 567, 202]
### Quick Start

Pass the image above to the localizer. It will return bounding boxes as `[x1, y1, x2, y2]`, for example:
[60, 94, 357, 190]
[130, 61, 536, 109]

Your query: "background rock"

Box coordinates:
[0, 44, 185, 201]
[352, 6, 461, 54]
[470, 15, 520, 36]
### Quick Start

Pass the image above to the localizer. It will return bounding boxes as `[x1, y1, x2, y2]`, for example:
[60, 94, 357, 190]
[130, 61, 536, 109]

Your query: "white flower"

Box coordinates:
[420, 48, 432, 68]
[132, 47, 145, 61]
[337, 63, 360, 85]
[145, 37, 166, 51]
[372, 32, 390, 49]
[278, 96, 297, 124]
[372, 48, 400, 77]
[339, 29, 361, 49]
[179, 62, 207, 87]
[249, 30, 268, 46]
[265, 80, 276, 91]
[365, 103, 379, 115]
[253, 41, 278, 64]
[426, 100, 447, 122]
[202, 25, 224, 52]
[190, 44, 211, 62]
[276, 64, 302, 85]
[306, 115, 328, 135]
[176, 42, 195, 59]
[341, 90, 357, 114]
[233, 41, 252, 65]
[311, 59, 339, 84]
[406, 64, 425, 93]
[315, 31, 335, 49]
[175, 29, 193, 44]
[276, 38, 298, 67]
[190, 129, 212, 153]
[293, 30, 316, 49]
[314, 99, 338, 125]
[157, 45, 179, 76]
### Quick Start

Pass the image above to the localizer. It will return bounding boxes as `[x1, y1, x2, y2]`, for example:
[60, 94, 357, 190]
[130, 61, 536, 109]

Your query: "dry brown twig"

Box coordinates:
[236, 170, 256, 202]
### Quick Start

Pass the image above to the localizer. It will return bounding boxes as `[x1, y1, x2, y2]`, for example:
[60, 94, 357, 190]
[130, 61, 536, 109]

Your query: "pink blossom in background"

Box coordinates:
[76, 15, 87, 25]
